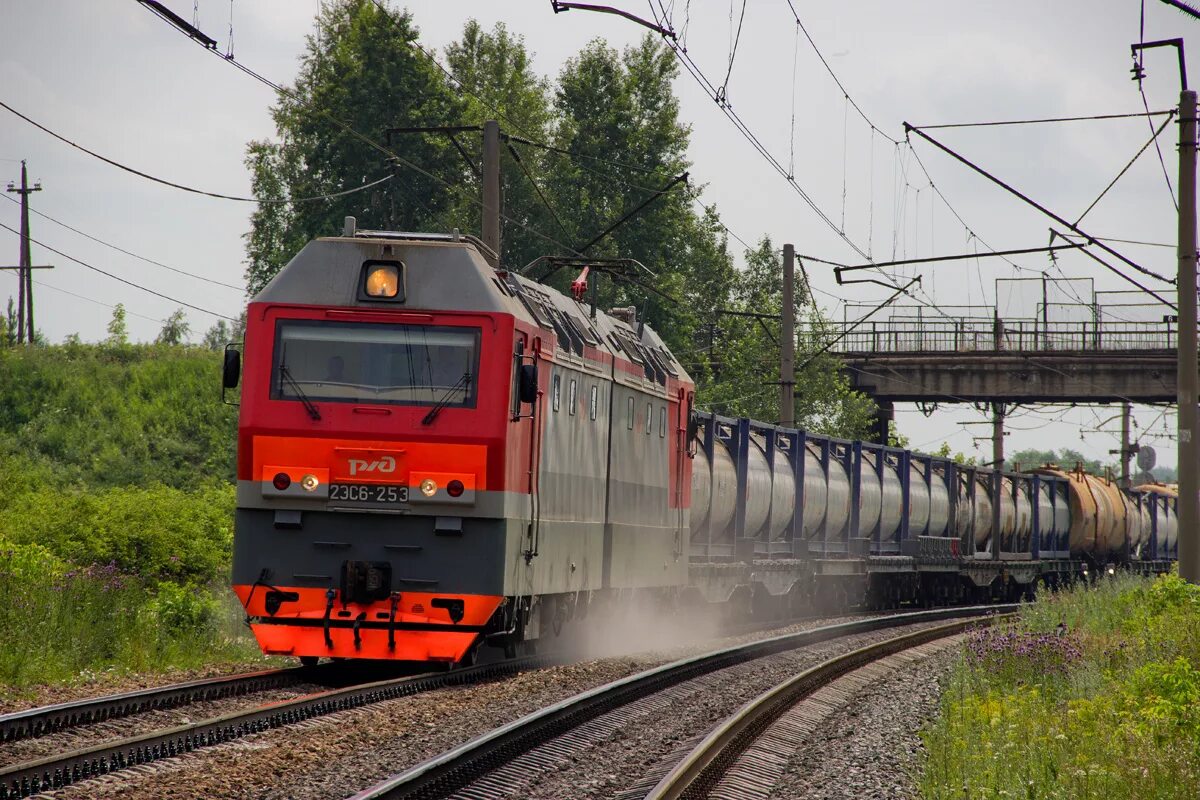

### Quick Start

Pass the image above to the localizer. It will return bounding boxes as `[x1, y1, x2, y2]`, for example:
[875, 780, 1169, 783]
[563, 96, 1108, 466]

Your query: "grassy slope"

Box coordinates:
[0, 344, 258, 689]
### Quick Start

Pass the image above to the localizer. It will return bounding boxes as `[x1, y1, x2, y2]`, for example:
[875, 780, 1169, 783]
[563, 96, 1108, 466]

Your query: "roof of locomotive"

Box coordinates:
[253, 229, 692, 386]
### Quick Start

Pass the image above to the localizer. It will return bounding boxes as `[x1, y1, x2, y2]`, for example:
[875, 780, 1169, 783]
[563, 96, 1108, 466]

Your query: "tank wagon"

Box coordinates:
[223, 223, 1177, 666]
[686, 417, 1177, 615]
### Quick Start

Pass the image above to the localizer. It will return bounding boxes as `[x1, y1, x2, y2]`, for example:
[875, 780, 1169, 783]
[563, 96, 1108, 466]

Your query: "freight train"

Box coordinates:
[222, 222, 1178, 665]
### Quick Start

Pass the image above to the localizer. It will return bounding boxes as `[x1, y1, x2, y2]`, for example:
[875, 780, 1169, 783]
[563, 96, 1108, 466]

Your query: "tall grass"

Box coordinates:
[0, 542, 259, 692]
[920, 574, 1200, 799]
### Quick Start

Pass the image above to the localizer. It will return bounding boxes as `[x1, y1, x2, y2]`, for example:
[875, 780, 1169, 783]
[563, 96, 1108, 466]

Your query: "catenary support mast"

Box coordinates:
[1177, 89, 1199, 583]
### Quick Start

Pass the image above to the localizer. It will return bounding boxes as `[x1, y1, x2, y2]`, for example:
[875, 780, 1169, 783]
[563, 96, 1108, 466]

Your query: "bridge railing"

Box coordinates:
[819, 319, 1177, 353]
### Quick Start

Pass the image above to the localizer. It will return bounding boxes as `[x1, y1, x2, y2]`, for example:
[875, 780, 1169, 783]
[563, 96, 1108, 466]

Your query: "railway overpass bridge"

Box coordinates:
[816, 311, 1179, 476]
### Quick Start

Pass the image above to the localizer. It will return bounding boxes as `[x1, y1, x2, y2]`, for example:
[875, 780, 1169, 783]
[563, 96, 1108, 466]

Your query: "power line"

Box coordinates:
[768, 4, 1001, 318]
[2, 268, 166, 324]
[0, 220, 236, 320]
[782, 0, 898, 144]
[141, 5, 585, 259]
[1132, 21, 1179, 211]
[0, 99, 393, 205]
[0, 193, 244, 291]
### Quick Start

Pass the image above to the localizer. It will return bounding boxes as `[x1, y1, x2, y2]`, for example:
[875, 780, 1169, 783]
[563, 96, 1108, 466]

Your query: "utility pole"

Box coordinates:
[481, 120, 501, 266]
[5, 162, 42, 344]
[780, 244, 796, 427]
[992, 401, 1005, 469]
[1177, 88, 1199, 583]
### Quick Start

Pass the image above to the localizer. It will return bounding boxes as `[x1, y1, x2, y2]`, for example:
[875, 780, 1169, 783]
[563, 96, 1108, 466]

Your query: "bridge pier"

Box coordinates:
[872, 399, 893, 445]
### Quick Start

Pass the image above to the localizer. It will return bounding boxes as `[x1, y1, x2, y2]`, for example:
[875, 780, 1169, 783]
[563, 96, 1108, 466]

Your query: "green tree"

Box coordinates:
[546, 35, 733, 362]
[445, 20, 556, 271]
[933, 441, 977, 465]
[1009, 447, 1115, 475]
[106, 304, 128, 345]
[202, 320, 231, 351]
[157, 310, 190, 346]
[243, 0, 467, 295]
[2, 297, 15, 346]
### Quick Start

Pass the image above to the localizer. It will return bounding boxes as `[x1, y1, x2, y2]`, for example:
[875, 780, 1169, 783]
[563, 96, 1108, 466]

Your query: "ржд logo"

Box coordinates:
[347, 455, 397, 477]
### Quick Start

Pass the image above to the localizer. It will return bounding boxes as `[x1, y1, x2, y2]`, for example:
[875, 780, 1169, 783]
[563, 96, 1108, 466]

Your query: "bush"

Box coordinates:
[151, 581, 221, 636]
[0, 482, 235, 586]
[0, 344, 257, 690]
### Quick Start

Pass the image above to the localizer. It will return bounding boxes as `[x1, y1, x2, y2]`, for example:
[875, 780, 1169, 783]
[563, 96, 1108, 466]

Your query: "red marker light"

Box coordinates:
[447, 480, 465, 497]
[272, 472, 291, 491]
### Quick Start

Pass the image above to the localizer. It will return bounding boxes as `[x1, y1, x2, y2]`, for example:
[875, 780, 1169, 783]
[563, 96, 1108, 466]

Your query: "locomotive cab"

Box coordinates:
[231, 228, 545, 664]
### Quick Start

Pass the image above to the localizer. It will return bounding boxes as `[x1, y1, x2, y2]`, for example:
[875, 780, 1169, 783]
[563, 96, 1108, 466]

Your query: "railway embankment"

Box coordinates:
[920, 573, 1200, 798]
[0, 343, 267, 703]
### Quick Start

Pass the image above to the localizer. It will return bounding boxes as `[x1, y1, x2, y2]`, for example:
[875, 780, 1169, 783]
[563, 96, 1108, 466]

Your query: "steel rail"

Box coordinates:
[0, 656, 550, 800]
[0, 666, 315, 744]
[643, 616, 1000, 800]
[348, 605, 1016, 800]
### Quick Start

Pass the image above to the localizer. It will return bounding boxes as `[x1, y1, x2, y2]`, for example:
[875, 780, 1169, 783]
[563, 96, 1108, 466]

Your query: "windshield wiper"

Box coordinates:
[421, 372, 471, 426]
[280, 363, 322, 421]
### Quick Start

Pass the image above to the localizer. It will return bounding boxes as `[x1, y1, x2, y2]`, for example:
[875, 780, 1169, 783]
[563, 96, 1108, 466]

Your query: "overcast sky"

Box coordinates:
[1, 0, 1194, 469]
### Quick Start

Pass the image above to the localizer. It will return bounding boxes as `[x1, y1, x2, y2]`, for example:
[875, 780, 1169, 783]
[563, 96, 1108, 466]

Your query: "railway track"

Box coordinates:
[347, 605, 1011, 800]
[0, 666, 319, 745]
[0, 656, 550, 800]
[642, 619, 982, 800]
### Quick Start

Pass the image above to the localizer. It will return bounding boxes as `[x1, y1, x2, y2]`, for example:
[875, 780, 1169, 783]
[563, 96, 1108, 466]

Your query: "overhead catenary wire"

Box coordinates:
[1074, 110, 1176, 225]
[905, 123, 1177, 288]
[908, 110, 1174, 130]
[0, 193, 245, 292]
[0, 99, 393, 205]
[1133, 9, 1179, 211]
[642, 2, 875, 267]
[0, 220, 236, 320]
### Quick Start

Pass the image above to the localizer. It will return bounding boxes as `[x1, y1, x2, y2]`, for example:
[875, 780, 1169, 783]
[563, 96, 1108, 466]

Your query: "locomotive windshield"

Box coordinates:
[272, 320, 479, 407]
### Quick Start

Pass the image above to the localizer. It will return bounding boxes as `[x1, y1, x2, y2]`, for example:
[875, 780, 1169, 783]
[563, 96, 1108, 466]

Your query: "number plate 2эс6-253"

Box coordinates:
[329, 484, 409, 504]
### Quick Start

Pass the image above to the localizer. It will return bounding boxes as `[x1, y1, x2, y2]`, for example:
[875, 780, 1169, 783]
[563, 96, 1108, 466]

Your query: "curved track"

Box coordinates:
[643, 619, 986, 799]
[348, 606, 1012, 800]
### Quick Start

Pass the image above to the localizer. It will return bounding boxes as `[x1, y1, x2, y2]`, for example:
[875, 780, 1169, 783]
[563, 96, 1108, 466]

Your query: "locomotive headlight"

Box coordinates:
[419, 478, 438, 497]
[272, 472, 292, 491]
[301, 474, 320, 492]
[365, 264, 400, 298]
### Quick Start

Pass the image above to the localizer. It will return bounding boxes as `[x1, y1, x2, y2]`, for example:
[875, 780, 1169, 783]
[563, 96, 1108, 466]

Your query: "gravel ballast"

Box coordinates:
[443, 620, 957, 800]
[770, 635, 962, 799]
